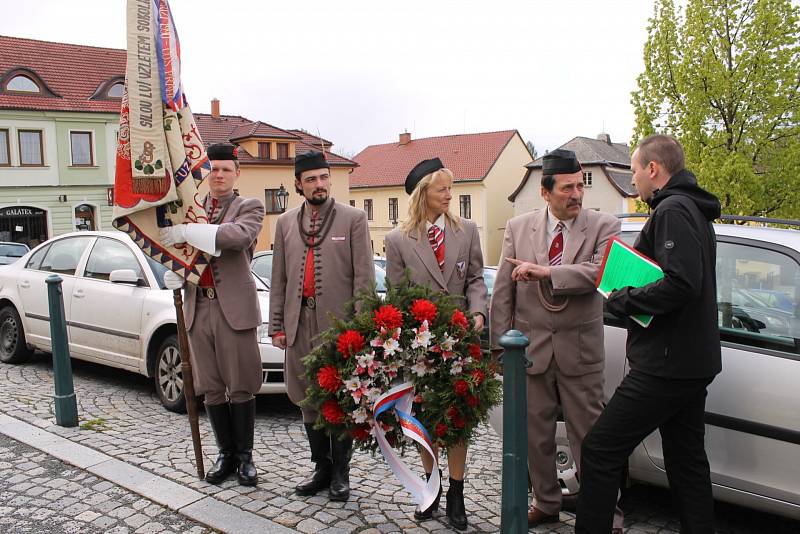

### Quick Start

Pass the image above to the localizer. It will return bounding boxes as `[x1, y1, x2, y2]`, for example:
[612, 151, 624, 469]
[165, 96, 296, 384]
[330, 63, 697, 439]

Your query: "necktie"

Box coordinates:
[197, 198, 220, 288]
[208, 198, 219, 223]
[428, 225, 445, 271]
[302, 210, 319, 297]
[549, 221, 564, 266]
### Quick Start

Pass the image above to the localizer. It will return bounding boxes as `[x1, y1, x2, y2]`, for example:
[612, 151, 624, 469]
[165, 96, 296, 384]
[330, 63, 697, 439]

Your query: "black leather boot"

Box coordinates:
[204, 403, 237, 485]
[446, 477, 468, 531]
[230, 399, 258, 486]
[414, 469, 443, 520]
[295, 423, 332, 496]
[329, 433, 352, 502]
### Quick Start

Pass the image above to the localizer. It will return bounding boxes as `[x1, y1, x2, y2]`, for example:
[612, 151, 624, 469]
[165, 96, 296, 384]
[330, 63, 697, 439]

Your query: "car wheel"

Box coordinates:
[0, 305, 32, 364]
[154, 334, 186, 413]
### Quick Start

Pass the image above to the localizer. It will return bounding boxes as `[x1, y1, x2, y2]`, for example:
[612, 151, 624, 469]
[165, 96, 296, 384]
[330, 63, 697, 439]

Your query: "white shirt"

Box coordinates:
[546, 207, 574, 251]
[425, 214, 446, 234]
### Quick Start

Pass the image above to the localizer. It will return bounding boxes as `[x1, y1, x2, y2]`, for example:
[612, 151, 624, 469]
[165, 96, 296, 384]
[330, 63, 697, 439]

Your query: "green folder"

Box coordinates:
[595, 236, 664, 327]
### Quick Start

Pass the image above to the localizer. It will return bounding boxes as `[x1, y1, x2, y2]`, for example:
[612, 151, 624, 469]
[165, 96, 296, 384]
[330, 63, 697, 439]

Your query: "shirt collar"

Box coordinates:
[547, 207, 574, 233]
[425, 214, 446, 231]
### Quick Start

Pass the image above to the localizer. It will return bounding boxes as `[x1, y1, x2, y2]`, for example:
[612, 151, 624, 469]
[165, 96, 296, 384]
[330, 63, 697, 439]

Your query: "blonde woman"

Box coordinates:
[384, 157, 488, 531]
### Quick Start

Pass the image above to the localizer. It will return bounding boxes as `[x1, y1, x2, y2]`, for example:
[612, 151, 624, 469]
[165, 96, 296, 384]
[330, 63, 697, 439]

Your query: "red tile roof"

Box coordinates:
[0, 35, 125, 113]
[194, 113, 356, 168]
[350, 130, 519, 188]
[229, 121, 300, 141]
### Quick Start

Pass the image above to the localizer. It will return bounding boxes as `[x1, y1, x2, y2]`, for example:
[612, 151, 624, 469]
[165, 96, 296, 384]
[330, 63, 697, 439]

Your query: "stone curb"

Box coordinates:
[0, 413, 295, 534]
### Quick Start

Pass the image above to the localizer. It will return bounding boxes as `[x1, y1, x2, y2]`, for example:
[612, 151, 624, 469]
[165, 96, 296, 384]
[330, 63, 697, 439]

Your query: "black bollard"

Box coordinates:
[46, 275, 78, 427]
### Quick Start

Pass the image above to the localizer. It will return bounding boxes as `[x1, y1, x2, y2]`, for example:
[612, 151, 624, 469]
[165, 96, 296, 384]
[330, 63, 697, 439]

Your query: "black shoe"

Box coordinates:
[414, 469, 443, 521]
[205, 403, 237, 485]
[296, 423, 332, 496]
[446, 477, 468, 531]
[329, 434, 352, 502]
[230, 399, 258, 486]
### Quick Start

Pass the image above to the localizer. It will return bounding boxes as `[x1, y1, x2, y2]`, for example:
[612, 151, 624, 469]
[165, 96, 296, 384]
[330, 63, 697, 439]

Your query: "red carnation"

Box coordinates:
[351, 425, 371, 442]
[337, 330, 365, 359]
[410, 299, 437, 324]
[413, 394, 424, 404]
[321, 399, 345, 424]
[454, 379, 469, 396]
[450, 310, 469, 331]
[466, 394, 479, 407]
[468, 343, 483, 361]
[471, 369, 485, 386]
[373, 305, 403, 331]
[453, 414, 466, 429]
[317, 366, 342, 393]
[446, 406, 459, 419]
[435, 423, 448, 437]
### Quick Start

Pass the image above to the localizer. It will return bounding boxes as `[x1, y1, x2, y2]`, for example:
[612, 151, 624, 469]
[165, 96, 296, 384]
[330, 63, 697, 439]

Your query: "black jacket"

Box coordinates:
[607, 169, 722, 379]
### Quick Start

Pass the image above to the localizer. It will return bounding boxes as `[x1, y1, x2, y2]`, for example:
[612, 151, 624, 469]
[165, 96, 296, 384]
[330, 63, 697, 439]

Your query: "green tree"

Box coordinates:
[632, 0, 800, 218]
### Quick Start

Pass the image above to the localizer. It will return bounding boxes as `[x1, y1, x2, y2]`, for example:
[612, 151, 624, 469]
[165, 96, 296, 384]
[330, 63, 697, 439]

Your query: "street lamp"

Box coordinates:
[276, 184, 289, 212]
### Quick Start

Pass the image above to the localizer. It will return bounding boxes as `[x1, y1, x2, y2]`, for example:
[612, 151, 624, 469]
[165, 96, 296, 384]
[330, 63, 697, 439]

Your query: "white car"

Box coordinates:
[490, 218, 800, 520]
[0, 231, 285, 412]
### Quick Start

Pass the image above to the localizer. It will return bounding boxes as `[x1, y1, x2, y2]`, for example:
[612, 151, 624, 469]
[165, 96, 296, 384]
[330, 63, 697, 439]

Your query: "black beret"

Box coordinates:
[207, 143, 238, 161]
[404, 157, 444, 194]
[542, 148, 581, 175]
[295, 151, 329, 177]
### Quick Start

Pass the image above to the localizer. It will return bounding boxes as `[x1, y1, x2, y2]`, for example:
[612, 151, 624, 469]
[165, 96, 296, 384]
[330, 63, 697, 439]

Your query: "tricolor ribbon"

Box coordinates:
[373, 382, 440, 512]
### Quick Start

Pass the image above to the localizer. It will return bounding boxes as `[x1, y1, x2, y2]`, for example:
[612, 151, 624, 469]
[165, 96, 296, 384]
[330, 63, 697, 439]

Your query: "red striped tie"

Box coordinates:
[549, 222, 564, 266]
[428, 225, 445, 271]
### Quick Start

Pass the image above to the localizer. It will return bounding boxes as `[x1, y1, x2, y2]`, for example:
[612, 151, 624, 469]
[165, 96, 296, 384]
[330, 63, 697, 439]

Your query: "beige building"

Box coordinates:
[509, 134, 638, 216]
[195, 100, 356, 251]
[349, 130, 532, 266]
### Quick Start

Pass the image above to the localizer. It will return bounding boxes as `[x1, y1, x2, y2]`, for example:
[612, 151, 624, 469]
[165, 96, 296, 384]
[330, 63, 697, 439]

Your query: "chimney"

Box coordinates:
[597, 132, 611, 144]
[211, 98, 220, 118]
[399, 132, 411, 145]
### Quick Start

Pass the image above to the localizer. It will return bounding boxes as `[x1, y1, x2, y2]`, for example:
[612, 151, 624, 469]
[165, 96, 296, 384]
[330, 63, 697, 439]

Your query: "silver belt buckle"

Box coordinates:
[201, 287, 216, 299]
[306, 296, 316, 309]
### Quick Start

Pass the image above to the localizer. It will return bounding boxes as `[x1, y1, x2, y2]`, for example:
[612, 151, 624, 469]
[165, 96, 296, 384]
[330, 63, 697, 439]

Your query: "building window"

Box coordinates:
[70, 131, 93, 166]
[583, 171, 593, 187]
[349, 199, 356, 207]
[6, 75, 40, 93]
[0, 129, 9, 166]
[364, 199, 373, 221]
[459, 194, 471, 219]
[107, 82, 124, 98]
[264, 188, 285, 214]
[18, 130, 43, 166]
[388, 197, 398, 223]
[276, 143, 289, 159]
[258, 142, 270, 159]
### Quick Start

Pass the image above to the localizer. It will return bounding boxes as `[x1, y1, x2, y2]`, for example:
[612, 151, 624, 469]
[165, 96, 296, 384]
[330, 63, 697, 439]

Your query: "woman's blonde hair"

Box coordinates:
[400, 168, 462, 236]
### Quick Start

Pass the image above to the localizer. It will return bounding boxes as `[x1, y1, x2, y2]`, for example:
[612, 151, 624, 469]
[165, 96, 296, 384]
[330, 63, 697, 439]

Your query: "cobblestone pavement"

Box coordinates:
[0, 433, 216, 534]
[0, 354, 798, 533]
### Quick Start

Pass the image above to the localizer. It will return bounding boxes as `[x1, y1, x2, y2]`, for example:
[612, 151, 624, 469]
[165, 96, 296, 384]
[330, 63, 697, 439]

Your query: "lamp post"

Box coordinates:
[276, 184, 289, 212]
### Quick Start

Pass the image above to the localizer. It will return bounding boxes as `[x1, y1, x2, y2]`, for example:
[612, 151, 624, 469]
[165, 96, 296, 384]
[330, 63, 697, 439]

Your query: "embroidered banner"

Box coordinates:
[113, 0, 211, 284]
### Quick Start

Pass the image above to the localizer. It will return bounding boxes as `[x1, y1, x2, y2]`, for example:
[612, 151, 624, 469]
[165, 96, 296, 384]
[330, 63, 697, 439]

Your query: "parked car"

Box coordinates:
[490, 219, 800, 520]
[0, 231, 285, 413]
[0, 242, 30, 265]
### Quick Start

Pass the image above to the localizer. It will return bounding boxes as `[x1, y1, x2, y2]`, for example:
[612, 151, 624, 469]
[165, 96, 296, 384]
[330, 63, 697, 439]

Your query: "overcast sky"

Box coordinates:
[1, 0, 656, 157]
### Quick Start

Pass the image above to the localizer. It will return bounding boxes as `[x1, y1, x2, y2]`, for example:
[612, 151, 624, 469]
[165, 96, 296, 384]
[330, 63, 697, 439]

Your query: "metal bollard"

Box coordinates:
[46, 275, 78, 427]
[499, 329, 531, 533]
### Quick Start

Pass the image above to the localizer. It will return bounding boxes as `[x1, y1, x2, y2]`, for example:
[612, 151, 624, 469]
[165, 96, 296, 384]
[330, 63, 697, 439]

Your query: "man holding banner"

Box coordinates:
[161, 144, 265, 487]
[269, 151, 374, 502]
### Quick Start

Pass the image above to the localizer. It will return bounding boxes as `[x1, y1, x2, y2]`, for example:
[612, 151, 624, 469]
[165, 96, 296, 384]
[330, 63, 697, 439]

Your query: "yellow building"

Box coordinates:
[509, 133, 639, 216]
[195, 100, 356, 251]
[349, 130, 532, 266]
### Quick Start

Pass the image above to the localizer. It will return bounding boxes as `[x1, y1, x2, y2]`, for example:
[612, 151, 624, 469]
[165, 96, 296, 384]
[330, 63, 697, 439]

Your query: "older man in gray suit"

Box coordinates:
[269, 151, 374, 502]
[490, 148, 622, 530]
[161, 142, 265, 488]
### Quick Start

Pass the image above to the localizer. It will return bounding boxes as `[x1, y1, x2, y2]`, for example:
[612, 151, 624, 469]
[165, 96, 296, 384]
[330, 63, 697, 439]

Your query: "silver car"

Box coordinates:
[491, 218, 800, 520]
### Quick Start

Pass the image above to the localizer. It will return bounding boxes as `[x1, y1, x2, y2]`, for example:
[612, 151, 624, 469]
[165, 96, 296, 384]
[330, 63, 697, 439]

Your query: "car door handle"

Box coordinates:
[74, 290, 85, 299]
[19, 280, 30, 289]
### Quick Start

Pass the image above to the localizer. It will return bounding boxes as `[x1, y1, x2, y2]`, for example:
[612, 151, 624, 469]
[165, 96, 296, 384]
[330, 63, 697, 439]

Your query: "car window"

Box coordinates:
[39, 237, 93, 276]
[84, 238, 144, 282]
[252, 254, 273, 284]
[0, 244, 28, 257]
[25, 244, 51, 270]
[483, 268, 497, 296]
[147, 257, 168, 289]
[716, 241, 799, 354]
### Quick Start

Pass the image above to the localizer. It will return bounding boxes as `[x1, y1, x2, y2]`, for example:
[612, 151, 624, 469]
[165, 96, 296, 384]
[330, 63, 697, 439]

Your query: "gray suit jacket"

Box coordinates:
[184, 195, 265, 331]
[269, 199, 375, 346]
[489, 208, 620, 376]
[384, 217, 488, 318]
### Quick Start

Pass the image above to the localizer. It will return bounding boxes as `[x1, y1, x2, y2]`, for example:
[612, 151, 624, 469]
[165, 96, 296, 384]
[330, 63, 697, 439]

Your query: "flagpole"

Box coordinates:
[172, 289, 205, 479]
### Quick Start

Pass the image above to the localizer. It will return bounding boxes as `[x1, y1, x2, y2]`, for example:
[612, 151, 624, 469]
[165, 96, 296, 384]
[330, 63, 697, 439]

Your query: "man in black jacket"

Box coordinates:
[575, 135, 722, 534]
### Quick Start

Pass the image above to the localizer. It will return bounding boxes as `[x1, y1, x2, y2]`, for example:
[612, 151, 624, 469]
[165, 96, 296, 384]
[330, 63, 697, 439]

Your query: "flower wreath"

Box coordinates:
[303, 273, 501, 452]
